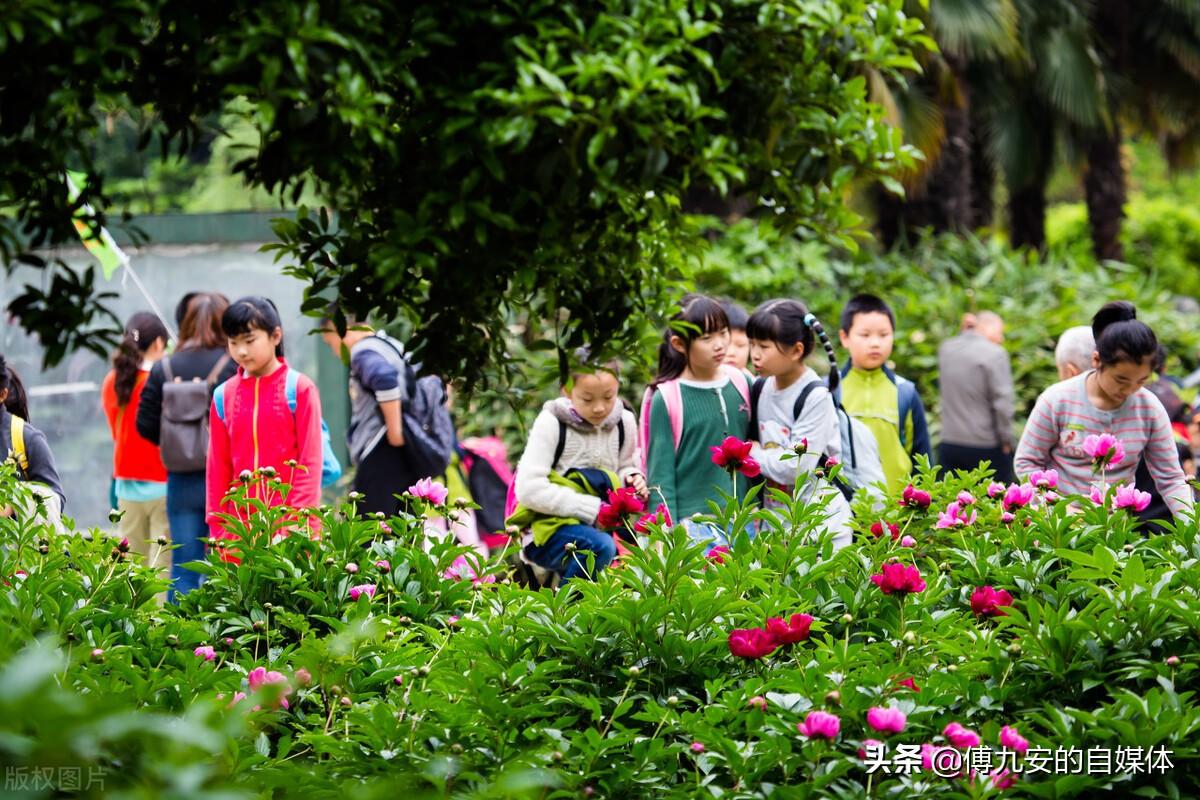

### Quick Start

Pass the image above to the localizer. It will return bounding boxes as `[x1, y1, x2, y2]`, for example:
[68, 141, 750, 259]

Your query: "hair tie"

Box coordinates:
[803, 313, 818, 328]
[132, 329, 140, 343]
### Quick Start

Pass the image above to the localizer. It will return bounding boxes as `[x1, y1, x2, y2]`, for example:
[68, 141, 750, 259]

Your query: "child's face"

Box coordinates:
[1092, 356, 1153, 406]
[565, 371, 620, 427]
[839, 312, 894, 371]
[750, 339, 803, 378]
[724, 328, 750, 370]
[673, 327, 729, 376]
[228, 327, 282, 376]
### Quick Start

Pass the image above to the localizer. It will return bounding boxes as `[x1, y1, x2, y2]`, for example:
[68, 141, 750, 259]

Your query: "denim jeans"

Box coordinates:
[524, 523, 617, 583]
[166, 471, 208, 603]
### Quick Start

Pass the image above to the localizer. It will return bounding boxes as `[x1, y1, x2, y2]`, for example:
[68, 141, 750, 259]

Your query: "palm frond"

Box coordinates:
[930, 0, 1020, 60]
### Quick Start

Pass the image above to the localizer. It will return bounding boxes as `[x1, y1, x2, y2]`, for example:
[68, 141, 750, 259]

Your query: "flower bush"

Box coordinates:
[0, 457, 1198, 797]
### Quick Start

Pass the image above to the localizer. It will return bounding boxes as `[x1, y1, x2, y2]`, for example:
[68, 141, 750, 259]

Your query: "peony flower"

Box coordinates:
[899, 535, 917, 547]
[633, 503, 672, 534]
[765, 613, 814, 645]
[444, 554, 496, 585]
[866, 706, 907, 735]
[345, 562, 359, 574]
[858, 738, 885, 759]
[375, 559, 391, 573]
[956, 491, 976, 506]
[943, 721, 981, 749]
[935, 501, 977, 529]
[1000, 511, 1016, 524]
[406, 477, 449, 505]
[747, 695, 768, 711]
[999, 725, 1029, 754]
[690, 742, 705, 754]
[193, 645, 217, 662]
[1029, 469, 1058, 490]
[1112, 484, 1152, 512]
[987, 482, 1006, 499]
[895, 677, 920, 692]
[1043, 490, 1060, 505]
[1002, 483, 1035, 511]
[1090, 485, 1106, 505]
[1082, 433, 1125, 470]
[247, 666, 292, 710]
[727, 627, 778, 659]
[991, 769, 1017, 789]
[797, 710, 840, 740]
[710, 436, 761, 478]
[970, 586, 1014, 618]
[900, 484, 932, 509]
[596, 486, 647, 530]
[348, 584, 377, 601]
[870, 562, 926, 595]
[294, 668, 312, 686]
[706, 545, 731, 565]
[870, 520, 901, 540]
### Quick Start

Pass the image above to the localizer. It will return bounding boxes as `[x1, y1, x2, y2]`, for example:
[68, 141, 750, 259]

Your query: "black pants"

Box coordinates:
[939, 442, 1014, 484]
[352, 441, 420, 517]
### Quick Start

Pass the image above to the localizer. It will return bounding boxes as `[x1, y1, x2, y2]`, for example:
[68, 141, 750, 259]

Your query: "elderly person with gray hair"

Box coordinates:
[937, 311, 1016, 482]
[1054, 325, 1095, 379]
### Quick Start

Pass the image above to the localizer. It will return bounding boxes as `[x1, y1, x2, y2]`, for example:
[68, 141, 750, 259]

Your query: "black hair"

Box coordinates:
[222, 296, 285, 357]
[1091, 301, 1157, 368]
[113, 311, 170, 406]
[718, 299, 749, 332]
[0, 355, 29, 421]
[653, 294, 729, 385]
[747, 299, 841, 392]
[839, 293, 895, 334]
[174, 292, 200, 327]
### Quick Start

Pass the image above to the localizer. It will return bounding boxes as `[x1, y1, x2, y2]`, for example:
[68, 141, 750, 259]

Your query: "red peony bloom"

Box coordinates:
[710, 436, 762, 478]
[900, 484, 932, 509]
[895, 676, 921, 692]
[765, 613, 814, 644]
[633, 504, 672, 534]
[705, 544, 731, 565]
[727, 627, 779, 659]
[870, 520, 901, 540]
[870, 561, 926, 595]
[595, 486, 646, 530]
[969, 585, 1014, 618]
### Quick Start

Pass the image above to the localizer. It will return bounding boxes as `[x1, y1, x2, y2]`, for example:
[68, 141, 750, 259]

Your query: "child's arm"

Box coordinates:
[1143, 403, 1195, 518]
[206, 399, 234, 538]
[290, 375, 324, 510]
[751, 386, 834, 485]
[1013, 392, 1056, 480]
[355, 349, 404, 447]
[515, 411, 602, 522]
[645, 394, 678, 519]
[100, 372, 119, 438]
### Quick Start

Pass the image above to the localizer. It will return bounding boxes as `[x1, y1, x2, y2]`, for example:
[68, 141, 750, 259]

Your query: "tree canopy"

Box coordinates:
[0, 0, 924, 380]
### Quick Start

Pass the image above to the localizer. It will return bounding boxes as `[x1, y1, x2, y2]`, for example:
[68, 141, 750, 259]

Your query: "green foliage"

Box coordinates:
[2, 452, 1199, 796]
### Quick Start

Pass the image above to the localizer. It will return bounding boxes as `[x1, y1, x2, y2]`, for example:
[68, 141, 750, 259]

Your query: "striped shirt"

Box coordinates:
[1014, 372, 1194, 518]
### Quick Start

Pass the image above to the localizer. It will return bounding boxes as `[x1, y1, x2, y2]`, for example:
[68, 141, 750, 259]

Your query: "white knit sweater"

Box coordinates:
[514, 398, 641, 524]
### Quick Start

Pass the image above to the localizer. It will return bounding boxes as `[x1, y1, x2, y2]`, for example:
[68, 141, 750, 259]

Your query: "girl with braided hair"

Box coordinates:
[745, 299, 853, 551]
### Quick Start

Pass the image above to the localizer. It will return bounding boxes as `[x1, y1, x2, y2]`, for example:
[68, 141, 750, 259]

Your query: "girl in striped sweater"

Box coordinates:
[1014, 301, 1194, 519]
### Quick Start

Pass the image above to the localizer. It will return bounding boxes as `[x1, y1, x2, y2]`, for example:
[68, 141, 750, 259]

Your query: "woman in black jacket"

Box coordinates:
[136, 292, 237, 601]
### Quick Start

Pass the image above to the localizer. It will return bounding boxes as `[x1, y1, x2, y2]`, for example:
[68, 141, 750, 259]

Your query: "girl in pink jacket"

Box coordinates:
[206, 297, 323, 558]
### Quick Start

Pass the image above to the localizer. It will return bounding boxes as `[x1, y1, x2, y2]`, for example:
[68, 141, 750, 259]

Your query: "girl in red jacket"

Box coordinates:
[206, 297, 323, 556]
[101, 312, 171, 568]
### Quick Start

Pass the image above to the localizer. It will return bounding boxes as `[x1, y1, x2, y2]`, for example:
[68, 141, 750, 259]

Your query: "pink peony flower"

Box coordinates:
[294, 668, 312, 686]
[870, 520, 901, 540]
[633, 504, 672, 535]
[705, 545, 731, 565]
[986, 482, 1006, 499]
[406, 477, 449, 505]
[375, 559, 391, 573]
[1090, 485, 1106, 505]
[348, 584, 377, 601]
[900, 484, 932, 509]
[991, 769, 1017, 790]
[895, 677, 920, 692]
[747, 695, 768, 711]
[193, 645, 216, 661]
[444, 554, 496, 585]
[1029, 469, 1058, 490]
[727, 628, 778, 659]
[999, 725, 1029, 754]
[866, 706, 907, 734]
[1112, 484, 1152, 512]
[797, 710, 840, 740]
[970, 586, 1014, 618]
[1043, 490, 1060, 505]
[1082, 433, 1125, 470]
[690, 742, 705, 753]
[1002, 483, 1035, 511]
[935, 501, 977, 529]
[858, 738, 885, 760]
[247, 666, 292, 709]
[899, 535, 917, 547]
[345, 562, 359, 574]
[943, 721, 981, 749]
[956, 491, 976, 506]
[1000, 511, 1015, 524]
[765, 613, 814, 645]
[710, 436, 761, 478]
[870, 562, 926, 595]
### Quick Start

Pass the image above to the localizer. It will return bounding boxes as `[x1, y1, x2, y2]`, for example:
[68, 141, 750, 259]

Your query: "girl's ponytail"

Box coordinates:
[0, 356, 30, 421]
[113, 311, 170, 406]
[804, 313, 840, 394]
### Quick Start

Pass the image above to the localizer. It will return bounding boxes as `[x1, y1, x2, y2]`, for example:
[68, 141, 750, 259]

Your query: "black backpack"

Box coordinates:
[372, 334, 457, 480]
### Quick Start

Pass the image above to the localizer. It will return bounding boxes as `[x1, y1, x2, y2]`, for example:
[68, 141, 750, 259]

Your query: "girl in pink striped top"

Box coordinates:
[1014, 302, 1194, 519]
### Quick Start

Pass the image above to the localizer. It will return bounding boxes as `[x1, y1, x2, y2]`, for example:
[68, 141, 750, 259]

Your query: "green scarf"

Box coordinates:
[505, 468, 617, 546]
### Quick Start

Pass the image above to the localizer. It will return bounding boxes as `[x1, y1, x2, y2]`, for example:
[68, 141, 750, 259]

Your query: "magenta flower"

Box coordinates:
[895, 677, 920, 692]
[870, 520, 901, 540]
[1082, 433, 1125, 470]
[1090, 485, 1106, 505]
[247, 666, 292, 710]
[934, 501, 977, 529]
[970, 586, 1014, 618]
[858, 738, 885, 759]
[765, 613, 814, 645]
[991, 769, 1017, 789]
[632, 504, 672, 535]
[866, 706, 907, 734]
[406, 477, 449, 505]
[345, 562, 359, 574]
[943, 721, 981, 749]
[595, 486, 647, 530]
[956, 491, 976, 506]
[1000, 511, 1015, 524]
[690, 742, 705, 754]
[705, 545, 731, 565]
[747, 695, 768, 711]
[900, 484, 932, 509]
[797, 710, 840, 740]
[1029, 469, 1058, 489]
[999, 725, 1029, 754]
[727, 628, 778, 660]
[444, 554, 496, 585]
[870, 562, 926, 595]
[1113, 484, 1152, 512]
[710, 436, 762, 478]
[986, 482, 1006, 499]
[348, 584, 377, 601]
[899, 535, 917, 547]
[194, 645, 216, 661]
[375, 559, 391, 573]
[1002, 483, 1035, 511]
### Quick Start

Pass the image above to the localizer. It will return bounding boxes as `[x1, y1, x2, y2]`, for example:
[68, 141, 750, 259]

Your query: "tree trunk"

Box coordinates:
[968, 110, 994, 230]
[1008, 183, 1046, 251]
[1084, 119, 1126, 261]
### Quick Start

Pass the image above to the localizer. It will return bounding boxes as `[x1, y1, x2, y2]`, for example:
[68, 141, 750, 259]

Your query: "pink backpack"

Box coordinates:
[638, 364, 751, 473]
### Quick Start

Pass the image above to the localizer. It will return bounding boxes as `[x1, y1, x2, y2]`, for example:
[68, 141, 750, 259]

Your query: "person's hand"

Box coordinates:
[626, 472, 649, 500]
[1001, 444, 1013, 455]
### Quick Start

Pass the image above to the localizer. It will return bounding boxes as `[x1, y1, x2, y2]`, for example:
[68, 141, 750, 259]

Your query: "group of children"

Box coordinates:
[3, 287, 1194, 596]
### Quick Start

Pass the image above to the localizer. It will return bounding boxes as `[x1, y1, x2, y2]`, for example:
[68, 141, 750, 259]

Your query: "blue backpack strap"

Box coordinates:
[213, 380, 228, 421]
[285, 368, 299, 414]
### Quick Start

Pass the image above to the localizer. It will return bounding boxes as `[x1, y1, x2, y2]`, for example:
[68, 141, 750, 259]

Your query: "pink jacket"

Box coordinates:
[206, 360, 323, 541]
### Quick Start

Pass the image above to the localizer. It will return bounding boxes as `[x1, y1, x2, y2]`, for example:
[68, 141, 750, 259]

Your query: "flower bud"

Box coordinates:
[419, 666, 431, 676]
[748, 695, 768, 711]
[1123, 544, 1134, 553]
[38, 544, 49, 555]
[345, 562, 359, 574]
[1166, 655, 1181, 668]
[454, 497, 470, 510]
[666, 695, 679, 707]
[564, 542, 577, 553]
[165, 634, 179, 646]
[373, 511, 386, 520]
[264, 602, 274, 611]
[155, 536, 168, 546]
[1007, 642, 1022, 655]
[284, 459, 298, 468]
[450, 743, 463, 754]
[628, 666, 641, 677]
[252, 621, 265, 632]
[840, 613, 853, 624]
[690, 742, 705, 753]
[505, 525, 520, 538]
[238, 470, 253, 483]
[117, 537, 130, 552]
[108, 508, 125, 524]
[348, 491, 365, 502]
[324, 557, 336, 567]
[331, 684, 342, 694]
[824, 689, 841, 705]
[295, 668, 312, 686]
[550, 750, 563, 762]
[583, 787, 595, 798]
[340, 696, 352, 707]
[223, 637, 234, 646]
[91, 648, 105, 660]
[946, 664, 958, 673]
[902, 631, 917, 645]
[394, 675, 404, 686]
[65, 631, 78, 643]
[385, 630, 395, 639]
